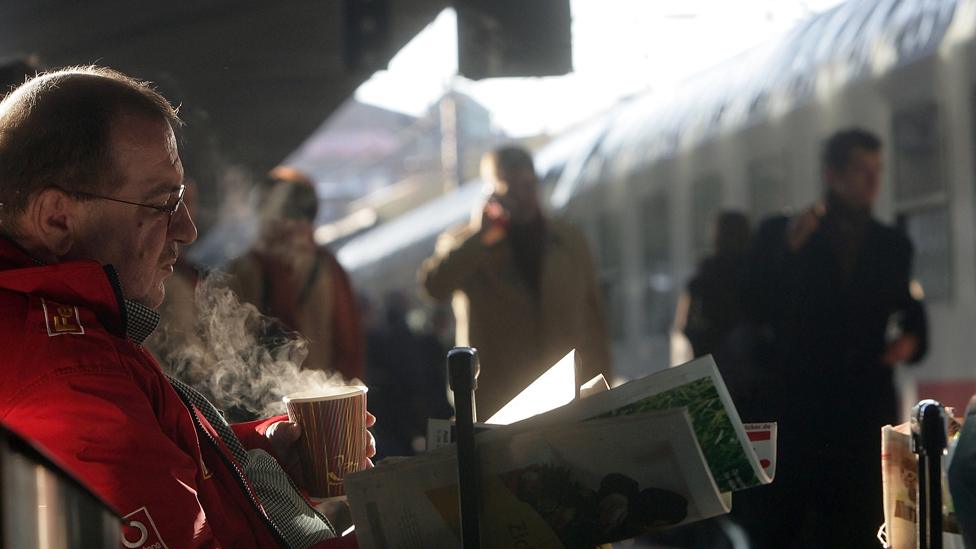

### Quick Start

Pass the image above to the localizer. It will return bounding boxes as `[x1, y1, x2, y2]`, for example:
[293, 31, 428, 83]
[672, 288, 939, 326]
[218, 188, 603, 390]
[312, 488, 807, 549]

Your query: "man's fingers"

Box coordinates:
[267, 421, 302, 442]
[364, 412, 377, 464]
[365, 430, 377, 458]
[787, 205, 823, 251]
[266, 421, 302, 458]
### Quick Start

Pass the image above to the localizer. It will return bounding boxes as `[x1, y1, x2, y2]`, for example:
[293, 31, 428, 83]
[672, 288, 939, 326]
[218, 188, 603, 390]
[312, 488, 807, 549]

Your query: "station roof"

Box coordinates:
[0, 0, 448, 173]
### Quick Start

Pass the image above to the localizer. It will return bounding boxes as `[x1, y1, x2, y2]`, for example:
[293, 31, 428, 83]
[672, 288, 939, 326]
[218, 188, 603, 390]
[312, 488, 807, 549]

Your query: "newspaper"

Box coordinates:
[428, 418, 776, 481]
[347, 355, 774, 548]
[880, 417, 963, 549]
[476, 354, 774, 492]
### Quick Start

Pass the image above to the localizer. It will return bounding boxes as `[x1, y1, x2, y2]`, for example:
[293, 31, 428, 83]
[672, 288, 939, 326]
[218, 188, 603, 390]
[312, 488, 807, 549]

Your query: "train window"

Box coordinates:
[892, 101, 952, 301]
[597, 211, 625, 341]
[643, 276, 674, 337]
[892, 102, 945, 202]
[597, 211, 622, 274]
[901, 206, 952, 301]
[641, 193, 673, 335]
[643, 195, 670, 266]
[691, 174, 723, 258]
[601, 279, 626, 343]
[748, 155, 790, 219]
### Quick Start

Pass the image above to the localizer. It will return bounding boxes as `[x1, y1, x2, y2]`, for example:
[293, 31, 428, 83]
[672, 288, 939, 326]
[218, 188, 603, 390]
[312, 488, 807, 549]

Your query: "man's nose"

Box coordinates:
[169, 202, 198, 245]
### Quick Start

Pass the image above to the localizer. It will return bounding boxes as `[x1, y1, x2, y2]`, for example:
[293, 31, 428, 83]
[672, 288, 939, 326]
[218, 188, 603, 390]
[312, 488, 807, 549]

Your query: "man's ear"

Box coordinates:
[24, 188, 80, 257]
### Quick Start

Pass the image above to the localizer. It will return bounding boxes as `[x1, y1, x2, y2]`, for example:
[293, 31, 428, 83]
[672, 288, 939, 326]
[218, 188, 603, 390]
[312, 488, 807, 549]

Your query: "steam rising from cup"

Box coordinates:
[149, 272, 355, 420]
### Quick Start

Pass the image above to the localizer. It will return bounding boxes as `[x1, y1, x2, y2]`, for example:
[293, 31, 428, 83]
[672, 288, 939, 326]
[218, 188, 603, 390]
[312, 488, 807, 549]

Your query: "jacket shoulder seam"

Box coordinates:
[4, 364, 133, 412]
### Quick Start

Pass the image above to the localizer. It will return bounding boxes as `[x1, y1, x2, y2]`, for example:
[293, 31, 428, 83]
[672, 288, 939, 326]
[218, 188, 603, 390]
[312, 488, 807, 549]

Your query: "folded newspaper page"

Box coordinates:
[880, 417, 963, 549]
[484, 350, 579, 426]
[347, 354, 773, 548]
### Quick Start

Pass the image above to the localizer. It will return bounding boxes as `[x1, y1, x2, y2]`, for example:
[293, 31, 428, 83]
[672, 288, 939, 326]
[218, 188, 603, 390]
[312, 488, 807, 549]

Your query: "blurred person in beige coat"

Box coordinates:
[421, 146, 612, 420]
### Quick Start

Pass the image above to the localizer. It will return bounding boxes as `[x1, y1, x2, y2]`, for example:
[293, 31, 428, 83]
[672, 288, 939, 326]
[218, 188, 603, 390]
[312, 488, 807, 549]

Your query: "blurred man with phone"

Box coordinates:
[421, 145, 613, 420]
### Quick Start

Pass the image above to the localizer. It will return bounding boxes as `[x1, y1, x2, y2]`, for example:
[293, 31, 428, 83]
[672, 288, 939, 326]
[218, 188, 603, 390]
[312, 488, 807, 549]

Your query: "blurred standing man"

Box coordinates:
[227, 169, 364, 382]
[0, 67, 366, 548]
[421, 145, 612, 420]
[742, 128, 928, 548]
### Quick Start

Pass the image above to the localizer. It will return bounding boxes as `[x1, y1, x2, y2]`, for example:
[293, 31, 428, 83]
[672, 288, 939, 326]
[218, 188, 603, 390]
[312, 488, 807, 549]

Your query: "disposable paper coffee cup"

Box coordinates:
[283, 386, 368, 499]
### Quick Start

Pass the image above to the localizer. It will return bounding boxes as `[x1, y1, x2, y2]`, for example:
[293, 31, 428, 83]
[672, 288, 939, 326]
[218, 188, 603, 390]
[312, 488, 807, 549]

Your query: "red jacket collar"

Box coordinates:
[0, 237, 126, 336]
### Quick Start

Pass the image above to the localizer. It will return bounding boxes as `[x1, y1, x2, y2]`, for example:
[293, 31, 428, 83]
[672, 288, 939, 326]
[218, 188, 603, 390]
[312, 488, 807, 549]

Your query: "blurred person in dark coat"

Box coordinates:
[365, 293, 453, 459]
[675, 210, 751, 358]
[673, 210, 766, 421]
[949, 395, 976, 547]
[739, 128, 928, 548]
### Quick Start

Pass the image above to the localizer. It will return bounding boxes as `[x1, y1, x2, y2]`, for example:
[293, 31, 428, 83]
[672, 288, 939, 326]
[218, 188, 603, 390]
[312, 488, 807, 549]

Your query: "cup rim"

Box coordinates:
[282, 385, 368, 404]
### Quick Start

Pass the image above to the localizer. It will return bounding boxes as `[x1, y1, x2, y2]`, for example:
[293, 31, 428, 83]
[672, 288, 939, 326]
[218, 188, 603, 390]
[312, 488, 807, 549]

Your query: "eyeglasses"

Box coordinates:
[65, 184, 186, 216]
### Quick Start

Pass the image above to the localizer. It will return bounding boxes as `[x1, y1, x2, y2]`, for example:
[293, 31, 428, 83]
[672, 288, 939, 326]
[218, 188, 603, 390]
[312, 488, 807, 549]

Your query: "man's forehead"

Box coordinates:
[848, 147, 881, 166]
[849, 145, 880, 157]
[110, 111, 175, 141]
[108, 113, 183, 186]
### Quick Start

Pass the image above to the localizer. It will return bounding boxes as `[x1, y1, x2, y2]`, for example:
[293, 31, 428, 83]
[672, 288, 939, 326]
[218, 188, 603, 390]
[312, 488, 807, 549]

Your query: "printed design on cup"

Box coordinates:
[284, 386, 368, 499]
[121, 506, 168, 549]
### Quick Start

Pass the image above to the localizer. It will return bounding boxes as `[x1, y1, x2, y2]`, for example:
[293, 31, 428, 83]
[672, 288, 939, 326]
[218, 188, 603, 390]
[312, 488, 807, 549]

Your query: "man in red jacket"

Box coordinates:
[0, 66, 368, 547]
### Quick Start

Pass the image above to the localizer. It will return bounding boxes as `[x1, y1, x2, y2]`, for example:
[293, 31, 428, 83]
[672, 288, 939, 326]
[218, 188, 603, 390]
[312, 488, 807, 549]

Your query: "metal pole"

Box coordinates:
[911, 399, 947, 549]
[448, 347, 481, 549]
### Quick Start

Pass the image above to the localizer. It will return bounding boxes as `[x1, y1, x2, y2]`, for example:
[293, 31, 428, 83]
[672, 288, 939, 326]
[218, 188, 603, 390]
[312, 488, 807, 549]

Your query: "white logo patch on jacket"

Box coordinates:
[122, 507, 168, 549]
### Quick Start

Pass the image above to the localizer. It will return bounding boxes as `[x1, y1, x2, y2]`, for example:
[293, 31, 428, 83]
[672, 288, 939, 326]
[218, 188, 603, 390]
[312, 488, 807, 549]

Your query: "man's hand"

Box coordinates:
[786, 201, 826, 251]
[881, 334, 919, 367]
[265, 420, 303, 472]
[265, 411, 378, 471]
[480, 198, 509, 246]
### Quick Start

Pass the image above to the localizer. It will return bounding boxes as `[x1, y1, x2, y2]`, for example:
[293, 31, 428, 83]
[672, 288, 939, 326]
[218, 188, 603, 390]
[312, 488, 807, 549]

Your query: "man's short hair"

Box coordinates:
[482, 145, 536, 181]
[821, 128, 881, 172]
[0, 66, 181, 232]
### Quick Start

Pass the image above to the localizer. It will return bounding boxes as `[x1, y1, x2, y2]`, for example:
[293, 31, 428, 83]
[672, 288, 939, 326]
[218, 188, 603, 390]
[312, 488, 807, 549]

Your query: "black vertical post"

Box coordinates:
[448, 347, 481, 549]
[911, 399, 947, 549]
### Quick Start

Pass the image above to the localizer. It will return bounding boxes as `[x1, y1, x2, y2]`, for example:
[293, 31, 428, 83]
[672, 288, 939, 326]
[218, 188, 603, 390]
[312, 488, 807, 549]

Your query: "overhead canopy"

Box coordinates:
[0, 0, 449, 173]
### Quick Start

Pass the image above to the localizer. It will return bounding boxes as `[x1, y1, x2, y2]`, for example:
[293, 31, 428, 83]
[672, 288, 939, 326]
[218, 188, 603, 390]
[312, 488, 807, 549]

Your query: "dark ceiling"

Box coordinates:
[0, 0, 448, 173]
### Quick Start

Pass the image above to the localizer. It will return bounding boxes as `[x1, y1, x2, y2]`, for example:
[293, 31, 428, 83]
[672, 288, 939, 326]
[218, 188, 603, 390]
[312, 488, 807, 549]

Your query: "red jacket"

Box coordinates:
[0, 239, 357, 549]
